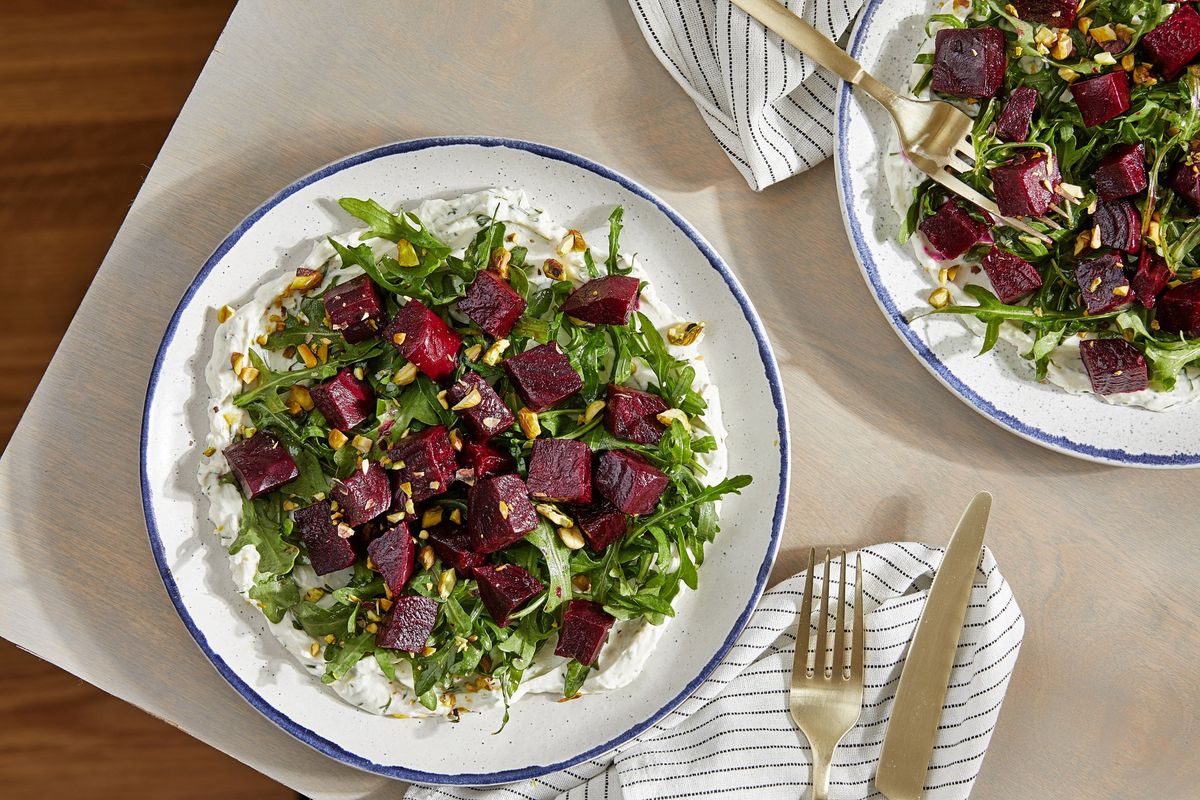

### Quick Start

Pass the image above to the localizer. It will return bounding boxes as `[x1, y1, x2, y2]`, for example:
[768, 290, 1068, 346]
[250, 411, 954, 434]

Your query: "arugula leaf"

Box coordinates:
[629, 474, 752, 538]
[293, 601, 354, 638]
[234, 342, 382, 408]
[228, 496, 299, 578]
[605, 207, 629, 275]
[564, 660, 590, 698]
[322, 632, 375, 684]
[526, 520, 573, 612]
[289, 449, 332, 499]
[248, 574, 300, 624]
[338, 198, 453, 259]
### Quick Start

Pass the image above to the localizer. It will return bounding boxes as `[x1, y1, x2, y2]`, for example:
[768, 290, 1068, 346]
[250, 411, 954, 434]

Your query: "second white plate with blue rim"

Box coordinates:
[836, 0, 1200, 468]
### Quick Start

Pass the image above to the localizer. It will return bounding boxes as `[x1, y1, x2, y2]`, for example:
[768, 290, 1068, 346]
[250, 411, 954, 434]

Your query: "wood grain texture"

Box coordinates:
[0, 1, 286, 797]
[0, 1, 1194, 798]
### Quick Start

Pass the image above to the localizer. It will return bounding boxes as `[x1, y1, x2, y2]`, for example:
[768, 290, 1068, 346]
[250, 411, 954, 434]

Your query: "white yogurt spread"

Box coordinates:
[197, 189, 728, 717]
[888, 4, 1200, 410]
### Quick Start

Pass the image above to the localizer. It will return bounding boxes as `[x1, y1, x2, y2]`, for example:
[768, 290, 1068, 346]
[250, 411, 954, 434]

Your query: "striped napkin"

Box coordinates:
[628, 0, 865, 190]
[407, 543, 1024, 800]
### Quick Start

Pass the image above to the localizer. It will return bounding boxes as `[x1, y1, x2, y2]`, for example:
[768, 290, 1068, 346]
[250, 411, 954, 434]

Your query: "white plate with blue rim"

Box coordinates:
[140, 136, 789, 783]
[836, 0, 1200, 467]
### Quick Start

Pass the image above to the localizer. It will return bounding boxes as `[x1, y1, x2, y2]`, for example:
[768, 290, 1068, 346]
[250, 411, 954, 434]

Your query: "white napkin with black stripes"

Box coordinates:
[628, 0, 864, 190]
[407, 543, 1024, 800]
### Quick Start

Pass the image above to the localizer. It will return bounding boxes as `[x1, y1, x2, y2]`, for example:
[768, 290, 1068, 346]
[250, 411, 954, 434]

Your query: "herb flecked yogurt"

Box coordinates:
[197, 188, 748, 721]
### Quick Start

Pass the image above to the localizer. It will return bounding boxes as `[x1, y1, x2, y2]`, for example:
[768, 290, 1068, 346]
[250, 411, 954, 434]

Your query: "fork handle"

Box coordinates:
[810, 742, 833, 800]
[731, 0, 897, 106]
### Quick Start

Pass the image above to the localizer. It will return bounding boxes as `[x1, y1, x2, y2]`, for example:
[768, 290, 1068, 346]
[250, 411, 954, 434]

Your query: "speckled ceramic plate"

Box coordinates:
[836, 0, 1200, 467]
[140, 137, 789, 783]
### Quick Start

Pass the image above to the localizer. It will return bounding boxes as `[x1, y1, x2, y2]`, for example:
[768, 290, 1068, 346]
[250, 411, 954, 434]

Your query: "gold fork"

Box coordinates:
[730, 0, 1056, 242]
[791, 549, 865, 800]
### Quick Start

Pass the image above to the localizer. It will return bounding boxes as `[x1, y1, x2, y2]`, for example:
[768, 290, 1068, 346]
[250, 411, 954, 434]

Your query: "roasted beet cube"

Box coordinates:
[502, 342, 583, 411]
[980, 248, 1043, 304]
[293, 500, 356, 575]
[561, 275, 642, 325]
[1095, 200, 1142, 253]
[1071, 72, 1130, 128]
[446, 372, 513, 440]
[1170, 157, 1200, 210]
[367, 523, 416, 595]
[1094, 144, 1147, 201]
[383, 299, 461, 382]
[990, 152, 1060, 217]
[594, 450, 669, 516]
[917, 200, 989, 261]
[332, 461, 391, 526]
[1011, 0, 1076, 27]
[1156, 282, 1200, 336]
[931, 27, 1007, 99]
[1132, 249, 1172, 309]
[1080, 339, 1149, 395]
[573, 501, 627, 551]
[527, 439, 592, 504]
[375, 595, 438, 653]
[323, 275, 385, 343]
[309, 368, 374, 431]
[995, 86, 1038, 143]
[459, 440, 515, 481]
[554, 600, 616, 667]
[223, 431, 299, 499]
[427, 525, 482, 575]
[1141, 5, 1200, 79]
[1075, 253, 1132, 315]
[387, 425, 457, 503]
[474, 564, 543, 626]
[468, 474, 539, 554]
[458, 269, 527, 337]
[605, 384, 669, 444]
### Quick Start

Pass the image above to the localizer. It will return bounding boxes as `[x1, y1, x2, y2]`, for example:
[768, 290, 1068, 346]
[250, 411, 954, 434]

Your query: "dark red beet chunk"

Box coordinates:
[980, 248, 1043, 304]
[474, 564, 543, 626]
[458, 269, 527, 337]
[1156, 282, 1200, 336]
[1170, 157, 1200, 210]
[1071, 71, 1130, 128]
[917, 200, 989, 261]
[468, 474, 539, 553]
[527, 439, 593, 504]
[931, 27, 1006, 99]
[309, 368, 374, 431]
[1011, 0, 1076, 27]
[323, 276, 385, 343]
[459, 440, 515, 481]
[293, 500, 356, 575]
[561, 275, 642, 325]
[995, 86, 1038, 143]
[332, 461, 391, 526]
[1132, 250, 1172, 309]
[223, 431, 299, 499]
[1095, 200, 1142, 253]
[446, 372, 513, 440]
[1094, 144, 1147, 201]
[376, 595, 438, 653]
[990, 152, 1060, 217]
[427, 525, 482, 575]
[387, 425, 457, 503]
[367, 523, 416, 595]
[606, 384, 668, 444]
[1080, 339, 1149, 395]
[554, 600, 616, 667]
[383, 299, 461, 382]
[502, 342, 583, 412]
[594, 450, 669, 516]
[1075, 253, 1132, 315]
[1141, 5, 1200, 79]
[573, 501, 627, 551]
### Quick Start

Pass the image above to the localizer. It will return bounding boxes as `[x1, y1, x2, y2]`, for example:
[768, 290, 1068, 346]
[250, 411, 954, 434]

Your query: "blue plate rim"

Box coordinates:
[834, 0, 1200, 468]
[139, 135, 791, 783]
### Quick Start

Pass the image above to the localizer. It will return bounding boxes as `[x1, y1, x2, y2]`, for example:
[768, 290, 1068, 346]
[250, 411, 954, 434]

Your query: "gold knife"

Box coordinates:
[875, 492, 992, 800]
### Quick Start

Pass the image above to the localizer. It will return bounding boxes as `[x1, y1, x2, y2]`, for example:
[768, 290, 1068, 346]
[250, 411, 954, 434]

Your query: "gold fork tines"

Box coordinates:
[791, 549, 865, 800]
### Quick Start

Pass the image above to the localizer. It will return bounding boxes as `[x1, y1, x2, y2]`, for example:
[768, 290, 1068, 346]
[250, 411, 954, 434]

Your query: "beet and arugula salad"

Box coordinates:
[199, 189, 750, 721]
[901, 0, 1200, 402]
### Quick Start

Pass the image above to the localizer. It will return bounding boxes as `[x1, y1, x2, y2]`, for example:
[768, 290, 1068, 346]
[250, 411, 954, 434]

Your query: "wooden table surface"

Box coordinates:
[1, 1, 1195, 798]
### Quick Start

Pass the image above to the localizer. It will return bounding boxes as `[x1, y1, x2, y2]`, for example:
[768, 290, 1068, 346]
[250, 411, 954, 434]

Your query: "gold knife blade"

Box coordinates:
[875, 492, 991, 800]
